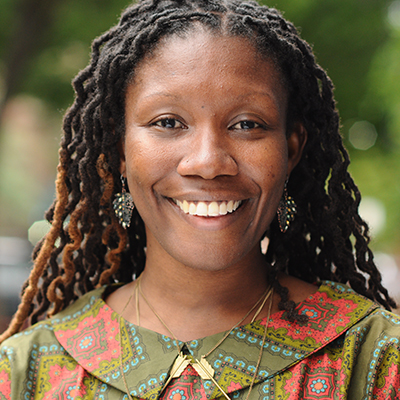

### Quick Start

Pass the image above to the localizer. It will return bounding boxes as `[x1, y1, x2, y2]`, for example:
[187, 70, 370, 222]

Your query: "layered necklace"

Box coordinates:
[118, 276, 274, 400]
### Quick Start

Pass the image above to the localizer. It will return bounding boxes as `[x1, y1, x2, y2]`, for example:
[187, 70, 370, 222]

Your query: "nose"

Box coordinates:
[176, 128, 238, 179]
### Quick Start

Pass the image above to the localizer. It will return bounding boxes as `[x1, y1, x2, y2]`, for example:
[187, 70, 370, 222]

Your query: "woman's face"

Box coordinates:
[121, 29, 305, 271]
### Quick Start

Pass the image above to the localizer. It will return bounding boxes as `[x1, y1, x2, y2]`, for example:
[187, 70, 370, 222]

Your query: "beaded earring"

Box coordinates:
[277, 180, 297, 233]
[113, 175, 134, 229]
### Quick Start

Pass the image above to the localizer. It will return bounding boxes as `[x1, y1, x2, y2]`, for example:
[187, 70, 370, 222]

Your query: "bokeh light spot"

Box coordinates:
[349, 121, 378, 150]
[388, 0, 400, 29]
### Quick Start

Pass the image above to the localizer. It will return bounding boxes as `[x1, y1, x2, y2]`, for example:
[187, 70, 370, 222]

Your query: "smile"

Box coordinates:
[173, 199, 243, 217]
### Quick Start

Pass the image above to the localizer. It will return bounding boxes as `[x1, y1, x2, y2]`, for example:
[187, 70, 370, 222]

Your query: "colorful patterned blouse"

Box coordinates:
[1, 281, 399, 399]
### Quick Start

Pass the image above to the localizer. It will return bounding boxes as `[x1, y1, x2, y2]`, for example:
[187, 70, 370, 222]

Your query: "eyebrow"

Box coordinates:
[143, 90, 279, 102]
[142, 92, 182, 100]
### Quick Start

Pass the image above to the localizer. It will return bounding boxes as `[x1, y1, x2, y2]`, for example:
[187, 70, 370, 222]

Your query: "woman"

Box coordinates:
[1, 0, 399, 399]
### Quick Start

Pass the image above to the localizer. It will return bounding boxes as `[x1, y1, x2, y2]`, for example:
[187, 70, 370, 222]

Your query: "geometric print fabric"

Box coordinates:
[1, 281, 400, 399]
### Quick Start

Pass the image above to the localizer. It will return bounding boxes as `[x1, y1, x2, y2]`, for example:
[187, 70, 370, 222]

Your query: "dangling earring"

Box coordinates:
[277, 179, 297, 233]
[113, 175, 134, 229]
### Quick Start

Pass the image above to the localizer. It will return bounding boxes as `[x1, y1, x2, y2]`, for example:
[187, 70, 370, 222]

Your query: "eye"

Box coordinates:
[152, 118, 186, 129]
[230, 120, 266, 131]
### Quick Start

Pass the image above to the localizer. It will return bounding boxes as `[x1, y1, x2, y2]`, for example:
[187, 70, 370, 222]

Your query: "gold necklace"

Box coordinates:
[118, 276, 273, 400]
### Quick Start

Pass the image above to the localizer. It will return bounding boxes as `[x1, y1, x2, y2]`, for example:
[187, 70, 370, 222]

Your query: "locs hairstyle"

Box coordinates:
[0, 0, 395, 342]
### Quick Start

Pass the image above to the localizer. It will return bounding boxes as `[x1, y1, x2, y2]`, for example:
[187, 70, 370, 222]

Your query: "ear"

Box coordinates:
[287, 122, 307, 174]
[118, 138, 127, 176]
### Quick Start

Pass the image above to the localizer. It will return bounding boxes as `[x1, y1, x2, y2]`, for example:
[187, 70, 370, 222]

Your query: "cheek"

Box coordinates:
[243, 138, 288, 184]
[247, 140, 288, 223]
[123, 135, 173, 196]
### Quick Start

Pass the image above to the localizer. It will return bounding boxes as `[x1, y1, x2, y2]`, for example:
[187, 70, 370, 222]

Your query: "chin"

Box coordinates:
[173, 246, 254, 273]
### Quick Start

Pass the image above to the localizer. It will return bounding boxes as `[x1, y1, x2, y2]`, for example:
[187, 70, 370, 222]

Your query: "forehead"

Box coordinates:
[127, 28, 288, 113]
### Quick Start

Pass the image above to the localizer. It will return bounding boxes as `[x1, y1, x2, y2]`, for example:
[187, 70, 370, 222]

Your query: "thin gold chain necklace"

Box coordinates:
[118, 276, 273, 400]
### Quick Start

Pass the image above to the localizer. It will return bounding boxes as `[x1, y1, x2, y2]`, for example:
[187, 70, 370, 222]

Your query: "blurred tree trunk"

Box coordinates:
[0, 0, 62, 123]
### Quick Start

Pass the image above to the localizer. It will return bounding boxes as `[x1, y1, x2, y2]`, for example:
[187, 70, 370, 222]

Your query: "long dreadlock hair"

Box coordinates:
[1, 0, 395, 343]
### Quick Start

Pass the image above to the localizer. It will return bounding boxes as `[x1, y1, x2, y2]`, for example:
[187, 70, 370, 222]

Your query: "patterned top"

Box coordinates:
[1, 281, 399, 400]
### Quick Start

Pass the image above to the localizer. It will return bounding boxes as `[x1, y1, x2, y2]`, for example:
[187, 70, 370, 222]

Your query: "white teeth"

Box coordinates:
[182, 200, 189, 213]
[219, 202, 227, 215]
[175, 199, 242, 217]
[189, 202, 197, 215]
[208, 202, 219, 216]
[196, 202, 208, 216]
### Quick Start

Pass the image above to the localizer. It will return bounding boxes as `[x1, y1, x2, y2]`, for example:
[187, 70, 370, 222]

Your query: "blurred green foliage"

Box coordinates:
[272, 0, 400, 251]
[0, 0, 399, 251]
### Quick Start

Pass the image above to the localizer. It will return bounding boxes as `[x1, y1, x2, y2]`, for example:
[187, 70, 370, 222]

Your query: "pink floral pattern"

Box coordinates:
[0, 369, 11, 399]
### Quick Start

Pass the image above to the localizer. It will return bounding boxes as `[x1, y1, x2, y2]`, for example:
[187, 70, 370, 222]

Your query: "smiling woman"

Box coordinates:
[0, 1, 399, 399]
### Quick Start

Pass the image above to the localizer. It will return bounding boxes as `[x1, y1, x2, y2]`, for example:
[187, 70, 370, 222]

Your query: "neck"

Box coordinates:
[132, 248, 272, 341]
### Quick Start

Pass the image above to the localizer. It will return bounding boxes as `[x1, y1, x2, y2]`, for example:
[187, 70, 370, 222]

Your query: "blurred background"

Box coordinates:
[0, 0, 399, 331]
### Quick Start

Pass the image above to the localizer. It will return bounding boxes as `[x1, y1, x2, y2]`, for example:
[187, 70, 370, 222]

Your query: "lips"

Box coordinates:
[173, 199, 243, 217]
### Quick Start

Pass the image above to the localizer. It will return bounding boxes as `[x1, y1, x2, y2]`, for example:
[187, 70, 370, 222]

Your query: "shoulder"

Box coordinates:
[322, 284, 400, 397]
[276, 280, 396, 354]
[1, 286, 106, 350]
[280, 283, 400, 398]
[351, 306, 400, 333]
[320, 281, 400, 340]
[318, 281, 400, 341]
[0, 286, 108, 398]
[339, 308, 400, 397]
[0, 286, 107, 369]
[345, 307, 400, 353]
